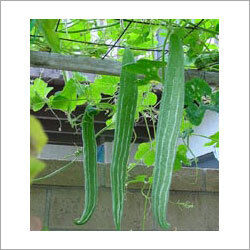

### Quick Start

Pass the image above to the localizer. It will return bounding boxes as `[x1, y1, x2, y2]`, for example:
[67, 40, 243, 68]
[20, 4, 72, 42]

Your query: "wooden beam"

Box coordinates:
[30, 51, 219, 86]
[30, 51, 121, 76]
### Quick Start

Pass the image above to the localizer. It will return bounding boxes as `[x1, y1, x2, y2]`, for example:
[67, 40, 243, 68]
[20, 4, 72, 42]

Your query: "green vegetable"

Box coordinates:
[74, 105, 99, 225]
[152, 32, 185, 229]
[110, 48, 138, 230]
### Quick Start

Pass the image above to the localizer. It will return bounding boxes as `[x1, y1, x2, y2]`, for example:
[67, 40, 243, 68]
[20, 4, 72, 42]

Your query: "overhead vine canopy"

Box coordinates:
[30, 19, 219, 71]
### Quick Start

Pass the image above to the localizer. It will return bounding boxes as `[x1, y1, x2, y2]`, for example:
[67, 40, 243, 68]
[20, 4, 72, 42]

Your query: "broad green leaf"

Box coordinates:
[211, 91, 219, 112]
[184, 30, 204, 59]
[36, 19, 61, 53]
[86, 84, 102, 104]
[135, 142, 151, 160]
[173, 145, 190, 171]
[142, 92, 157, 106]
[73, 81, 87, 97]
[30, 91, 45, 112]
[148, 176, 153, 184]
[134, 141, 156, 166]
[185, 103, 206, 126]
[123, 59, 166, 85]
[194, 52, 219, 69]
[73, 72, 89, 82]
[49, 79, 77, 112]
[135, 84, 157, 118]
[30, 78, 53, 111]
[144, 150, 155, 166]
[92, 75, 119, 96]
[185, 78, 213, 126]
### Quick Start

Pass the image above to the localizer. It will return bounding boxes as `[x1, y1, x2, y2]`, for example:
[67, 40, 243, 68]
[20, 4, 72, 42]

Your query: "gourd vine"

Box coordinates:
[30, 19, 219, 231]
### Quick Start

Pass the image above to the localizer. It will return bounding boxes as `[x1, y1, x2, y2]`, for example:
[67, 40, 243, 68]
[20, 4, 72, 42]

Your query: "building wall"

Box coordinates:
[31, 160, 219, 231]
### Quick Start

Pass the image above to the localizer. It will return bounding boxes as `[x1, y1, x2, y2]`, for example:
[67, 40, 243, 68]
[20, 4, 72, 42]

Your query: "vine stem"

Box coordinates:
[148, 107, 156, 139]
[33, 122, 114, 182]
[142, 112, 152, 144]
[33, 158, 78, 182]
[141, 183, 152, 231]
[95, 122, 113, 138]
[57, 21, 121, 34]
[181, 138, 199, 183]
[191, 133, 218, 142]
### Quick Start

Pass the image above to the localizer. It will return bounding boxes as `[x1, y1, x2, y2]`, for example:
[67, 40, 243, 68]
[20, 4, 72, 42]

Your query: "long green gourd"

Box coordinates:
[110, 48, 138, 230]
[152, 32, 185, 229]
[74, 105, 99, 225]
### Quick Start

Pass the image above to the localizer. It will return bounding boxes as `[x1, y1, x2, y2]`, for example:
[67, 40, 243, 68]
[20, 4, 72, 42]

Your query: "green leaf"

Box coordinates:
[86, 84, 102, 104]
[185, 103, 206, 126]
[204, 131, 219, 148]
[148, 176, 153, 184]
[134, 141, 156, 166]
[123, 59, 166, 85]
[92, 75, 119, 96]
[135, 142, 150, 160]
[49, 79, 77, 112]
[30, 91, 45, 112]
[127, 175, 148, 185]
[73, 72, 88, 82]
[185, 78, 213, 126]
[180, 112, 194, 139]
[173, 145, 190, 171]
[30, 78, 53, 111]
[36, 19, 61, 53]
[135, 84, 157, 118]
[144, 150, 155, 166]
[142, 92, 157, 106]
[194, 52, 219, 69]
[184, 30, 204, 59]
[210, 91, 219, 112]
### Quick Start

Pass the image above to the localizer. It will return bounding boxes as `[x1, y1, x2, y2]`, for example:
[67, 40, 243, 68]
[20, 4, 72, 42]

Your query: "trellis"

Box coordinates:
[30, 19, 219, 63]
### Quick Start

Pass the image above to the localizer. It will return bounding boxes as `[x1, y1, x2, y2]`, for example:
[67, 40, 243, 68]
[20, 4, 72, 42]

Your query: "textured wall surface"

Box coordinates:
[30, 160, 219, 231]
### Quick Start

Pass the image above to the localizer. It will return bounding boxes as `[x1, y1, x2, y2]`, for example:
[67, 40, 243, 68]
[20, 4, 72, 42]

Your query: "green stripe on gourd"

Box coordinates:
[152, 33, 185, 229]
[74, 105, 99, 225]
[110, 48, 138, 230]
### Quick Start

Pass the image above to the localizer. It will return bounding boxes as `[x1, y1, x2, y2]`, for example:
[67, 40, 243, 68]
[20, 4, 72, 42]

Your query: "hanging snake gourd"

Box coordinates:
[110, 48, 138, 230]
[74, 105, 99, 225]
[152, 33, 185, 229]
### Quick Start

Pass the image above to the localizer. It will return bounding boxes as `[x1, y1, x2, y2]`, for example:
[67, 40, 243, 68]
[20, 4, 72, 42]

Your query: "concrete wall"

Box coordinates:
[30, 160, 219, 231]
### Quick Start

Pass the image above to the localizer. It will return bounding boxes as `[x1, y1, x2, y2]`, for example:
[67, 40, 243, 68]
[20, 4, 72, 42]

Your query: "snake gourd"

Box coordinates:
[110, 48, 138, 230]
[74, 105, 99, 225]
[152, 32, 185, 229]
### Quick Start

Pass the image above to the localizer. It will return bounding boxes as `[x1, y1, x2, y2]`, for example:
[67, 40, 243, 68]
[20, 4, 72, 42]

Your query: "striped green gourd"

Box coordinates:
[152, 32, 185, 229]
[110, 48, 138, 230]
[74, 105, 98, 225]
